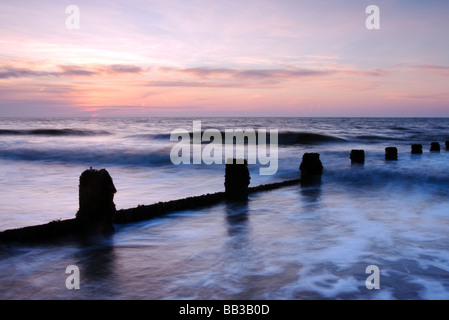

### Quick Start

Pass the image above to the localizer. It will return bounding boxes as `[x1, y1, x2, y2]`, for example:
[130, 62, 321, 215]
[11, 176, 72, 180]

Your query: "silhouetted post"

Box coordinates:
[76, 168, 117, 233]
[430, 142, 440, 152]
[300, 153, 323, 183]
[350, 149, 365, 164]
[411, 144, 423, 154]
[385, 147, 398, 160]
[225, 159, 250, 201]
[446, 141, 449, 151]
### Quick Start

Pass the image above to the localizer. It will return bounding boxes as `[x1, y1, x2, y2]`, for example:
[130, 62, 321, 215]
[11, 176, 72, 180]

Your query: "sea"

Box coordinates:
[0, 117, 449, 300]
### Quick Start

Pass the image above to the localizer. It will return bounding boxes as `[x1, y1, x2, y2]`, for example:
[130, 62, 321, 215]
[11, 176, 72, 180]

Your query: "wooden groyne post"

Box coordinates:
[385, 147, 398, 160]
[76, 168, 117, 233]
[430, 142, 441, 152]
[411, 144, 423, 154]
[350, 149, 365, 164]
[299, 153, 323, 183]
[224, 159, 251, 201]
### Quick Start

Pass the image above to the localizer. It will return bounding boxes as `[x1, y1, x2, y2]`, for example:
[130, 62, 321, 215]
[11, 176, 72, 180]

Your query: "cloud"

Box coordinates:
[145, 80, 236, 88]
[144, 79, 280, 88]
[103, 64, 145, 74]
[59, 66, 97, 77]
[415, 64, 449, 76]
[162, 66, 387, 79]
[0, 67, 58, 79]
[152, 66, 387, 88]
[387, 92, 449, 101]
[0, 64, 145, 79]
[338, 69, 387, 77]
[164, 67, 334, 80]
[235, 68, 333, 79]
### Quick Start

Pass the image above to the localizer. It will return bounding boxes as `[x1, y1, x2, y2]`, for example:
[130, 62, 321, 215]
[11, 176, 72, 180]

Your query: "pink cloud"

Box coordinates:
[414, 64, 449, 76]
[0, 64, 146, 79]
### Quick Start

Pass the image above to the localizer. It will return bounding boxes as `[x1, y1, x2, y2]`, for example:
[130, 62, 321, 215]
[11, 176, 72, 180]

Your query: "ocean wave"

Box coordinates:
[129, 131, 347, 145]
[0, 129, 110, 136]
[277, 132, 347, 145]
[389, 126, 410, 131]
[127, 133, 171, 140]
[326, 165, 449, 189]
[0, 147, 169, 166]
[355, 135, 405, 142]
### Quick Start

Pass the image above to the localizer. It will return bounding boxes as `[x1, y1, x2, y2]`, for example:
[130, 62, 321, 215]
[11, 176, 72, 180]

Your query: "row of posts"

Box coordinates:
[74, 141, 448, 232]
[5, 141, 445, 241]
[227, 141, 449, 201]
[351, 141, 449, 163]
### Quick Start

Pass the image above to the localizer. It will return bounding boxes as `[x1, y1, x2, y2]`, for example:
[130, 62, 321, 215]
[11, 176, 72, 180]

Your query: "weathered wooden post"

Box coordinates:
[76, 168, 117, 233]
[350, 149, 365, 164]
[300, 153, 323, 183]
[411, 144, 423, 154]
[430, 142, 440, 152]
[224, 159, 250, 201]
[385, 147, 398, 160]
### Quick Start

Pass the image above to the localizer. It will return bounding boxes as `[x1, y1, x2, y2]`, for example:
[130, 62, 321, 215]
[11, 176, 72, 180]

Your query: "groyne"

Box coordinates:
[1, 140, 448, 243]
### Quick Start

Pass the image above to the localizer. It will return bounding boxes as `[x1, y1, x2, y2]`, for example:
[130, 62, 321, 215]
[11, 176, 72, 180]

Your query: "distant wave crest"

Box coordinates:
[0, 128, 110, 136]
[277, 132, 347, 145]
[130, 131, 347, 145]
[355, 135, 405, 142]
[0, 147, 169, 166]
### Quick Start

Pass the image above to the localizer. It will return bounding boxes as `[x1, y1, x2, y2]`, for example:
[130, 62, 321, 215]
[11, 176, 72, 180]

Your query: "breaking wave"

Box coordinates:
[130, 131, 347, 146]
[0, 147, 169, 166]
[0, 129, 110, 136]
[277, 132, 347, 145]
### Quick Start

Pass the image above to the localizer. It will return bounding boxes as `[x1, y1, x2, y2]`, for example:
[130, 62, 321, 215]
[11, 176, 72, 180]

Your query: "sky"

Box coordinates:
[0, 0, 448, 117]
